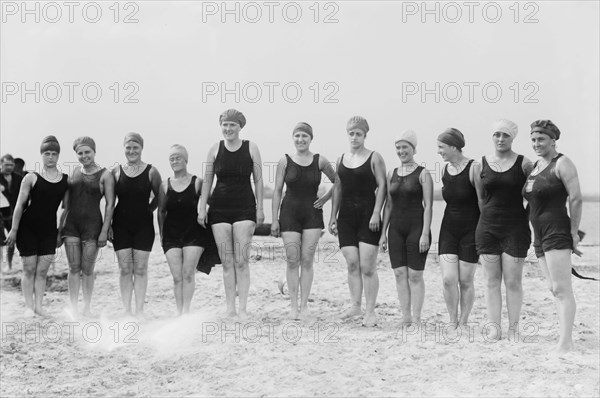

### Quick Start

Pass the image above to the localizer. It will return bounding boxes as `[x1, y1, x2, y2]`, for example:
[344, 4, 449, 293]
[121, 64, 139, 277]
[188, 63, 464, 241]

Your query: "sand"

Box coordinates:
[1, 235, 599, 397]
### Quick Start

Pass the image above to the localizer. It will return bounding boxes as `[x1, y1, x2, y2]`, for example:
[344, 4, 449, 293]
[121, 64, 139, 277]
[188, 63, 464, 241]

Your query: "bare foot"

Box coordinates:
[552, 341, 574, 355]
[290, 308, 300, 320]
[34, 308, 51, 318]
[82, 308, 97, 319]
[238, 311, 249, 322]
[485, 326, 502, 341]
[299, 307, 313, 321]
[507, 327, 520, 343]
[222, 310, 237, 320]
[362, 312, 378, 327]
[23, 308, 35, 318]
[340, 306, 362, 319]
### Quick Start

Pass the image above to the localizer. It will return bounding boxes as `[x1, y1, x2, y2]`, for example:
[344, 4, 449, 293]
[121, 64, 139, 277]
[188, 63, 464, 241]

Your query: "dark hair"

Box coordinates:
[14, 158, 25, 168]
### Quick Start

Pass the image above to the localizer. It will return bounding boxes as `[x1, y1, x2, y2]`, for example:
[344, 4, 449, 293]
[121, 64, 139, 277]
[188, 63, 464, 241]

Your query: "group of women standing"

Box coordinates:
[3, 110, 582, 353]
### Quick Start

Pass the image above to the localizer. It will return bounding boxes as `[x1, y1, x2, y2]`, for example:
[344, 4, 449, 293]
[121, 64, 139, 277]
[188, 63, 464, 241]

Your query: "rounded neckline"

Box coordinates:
[341, 151, 373, 170]
[168, 176, 195, 193]
[287, 154, 316, 168]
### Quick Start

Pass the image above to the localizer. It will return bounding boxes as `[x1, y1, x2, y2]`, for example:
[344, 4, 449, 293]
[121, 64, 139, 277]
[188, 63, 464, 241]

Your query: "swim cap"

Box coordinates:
[438, 128, 465, 149]
[123, 132, 144, 148]
[530, 119, 561, 140]
[492, 119, 518, 138]
[168, 144, 189, 162]
[395, 129, 417, 150]
[72, 136, 96, 153]
[293, 122, 313, 139]
[219, 109, 246, 128]
[346, 116, 369, 134]
[40, 135, 60, 154]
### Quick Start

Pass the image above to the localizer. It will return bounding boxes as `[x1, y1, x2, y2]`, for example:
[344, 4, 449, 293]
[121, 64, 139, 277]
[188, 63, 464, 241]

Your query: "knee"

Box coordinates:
[408, 273, 423, 285]
[36, 268, 49, 279]
[347, 260, 360, 274]
[23, 268, 35, 278]
[172, 274, 183, 285]
[233, 259, 248, 271]
[81, 267, 94, 277]
[287, 259, 300, 270]
[459, 277, 474, 291]
[361, 266, 376, 278]
[442, 276, 458, 289]
[133, 267, 147, 277]
[183, 270, 195, 284]
[394, 268, 408, 281]
[485, 274, 502, 289]
[549, 283, 568, 299]
[119, 266, 133, 277]
[504, 277, 522, 292]
[69, 264, 82, 274]
[300, 258, 314, 271]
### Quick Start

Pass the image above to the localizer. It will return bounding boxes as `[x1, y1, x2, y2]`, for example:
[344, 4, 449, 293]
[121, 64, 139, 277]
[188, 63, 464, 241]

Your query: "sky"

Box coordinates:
[1, 1, 599, 195]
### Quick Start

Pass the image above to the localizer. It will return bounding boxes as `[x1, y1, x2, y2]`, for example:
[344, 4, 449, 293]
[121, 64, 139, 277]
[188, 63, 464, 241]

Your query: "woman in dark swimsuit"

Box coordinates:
[6, 136, 68, 317]
[197, 109, 264, 320]
[62, 136, 115, 318]
[271, 122, 336, 319]
[110, 133, 162, 317]
[380, 130, 433, 325]
[158, 144, 207, 315]
[523, 120, 582, 354]
[473, 119, 533, 340]
[436, 128, 479, 328]
[329, 116, 387, 327]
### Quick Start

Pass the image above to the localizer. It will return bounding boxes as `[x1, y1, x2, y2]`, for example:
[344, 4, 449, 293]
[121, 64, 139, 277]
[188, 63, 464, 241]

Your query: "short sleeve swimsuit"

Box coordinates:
[208, 140, 256, 225]
[439, 160, 480, 263]
[337, 152, 381, 248]
[279, 154, 324, 233]
[162, 175, 209, 253]
[16, 172, 68, 256]
[522, 154, 572, 257]
[112, 164, 155, 252]
[62, 167, 105, 241]
[387, 166, 430, 270]
[475, 155, 531, 258]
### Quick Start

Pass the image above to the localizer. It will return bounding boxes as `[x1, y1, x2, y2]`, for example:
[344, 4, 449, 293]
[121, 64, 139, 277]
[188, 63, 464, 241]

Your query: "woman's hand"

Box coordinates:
[572, 232, 583, 257]
[98, 231, 108, 248]
[197, 208, 207, 228]
[56, 232, 64, 248]
[5, 229, 17, 246]
[379, 235, 388, 253]
[271, 220, 280, 237]
[256, 208, 265, 226]
[328, 218, 338, 236]
[369, 213, 381, 232]
[419, 234, 430, 253]
[314, 196, 327, 209]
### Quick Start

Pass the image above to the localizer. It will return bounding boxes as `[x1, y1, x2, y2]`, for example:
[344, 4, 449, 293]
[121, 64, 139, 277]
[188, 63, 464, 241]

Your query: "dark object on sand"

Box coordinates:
[254, 223, 272, 236]
[571, 230, 598, 281]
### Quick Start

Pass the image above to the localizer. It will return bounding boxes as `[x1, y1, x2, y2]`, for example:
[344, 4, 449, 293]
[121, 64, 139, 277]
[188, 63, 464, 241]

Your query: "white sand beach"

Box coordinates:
[1, 235, 598, 397]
